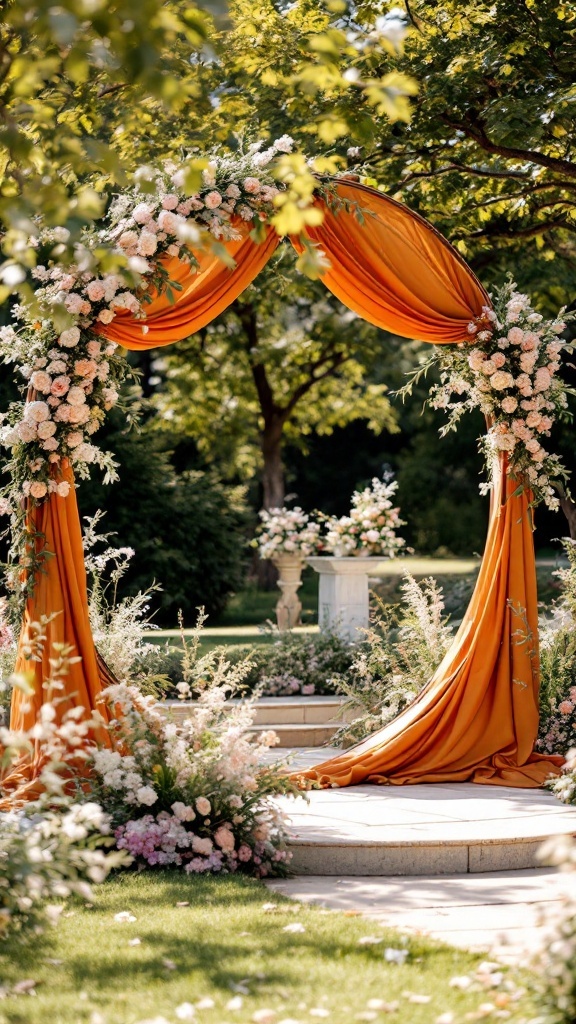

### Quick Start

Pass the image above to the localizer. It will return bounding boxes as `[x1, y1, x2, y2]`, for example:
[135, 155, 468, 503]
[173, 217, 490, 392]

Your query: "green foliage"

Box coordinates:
[333, 573, 454, 746]
[0, 0, 213, 302]
[538, 540, 576, 755]
[149, 252, 399, 504]
[363, 0, 576, 306]
[78, 412, 250, 625]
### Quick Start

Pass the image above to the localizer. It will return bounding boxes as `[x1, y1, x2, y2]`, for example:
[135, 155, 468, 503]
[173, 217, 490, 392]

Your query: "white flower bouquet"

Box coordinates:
[255, 506, 321, 561]
[322, 477, 406, 558]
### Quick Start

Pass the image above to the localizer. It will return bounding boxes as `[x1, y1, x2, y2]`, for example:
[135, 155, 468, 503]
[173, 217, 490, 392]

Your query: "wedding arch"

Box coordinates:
[0, 142, 569, 800]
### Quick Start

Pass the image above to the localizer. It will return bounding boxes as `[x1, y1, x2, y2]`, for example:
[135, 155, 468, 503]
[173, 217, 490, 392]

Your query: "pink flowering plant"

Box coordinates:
[254, 506, 321, 561]
[322, 476, 406, 558]
[86, 646, 299, 877]
[538, 539, 576, 769]
[403, 279, 574, 510]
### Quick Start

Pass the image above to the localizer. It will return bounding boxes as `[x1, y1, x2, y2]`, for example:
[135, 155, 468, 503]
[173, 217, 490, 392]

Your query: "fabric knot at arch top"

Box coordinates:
[4, 178, 563, 803]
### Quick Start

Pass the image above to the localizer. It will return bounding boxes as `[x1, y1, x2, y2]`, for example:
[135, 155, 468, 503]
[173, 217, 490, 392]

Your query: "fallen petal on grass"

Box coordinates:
[283, 922, 306, 933]
[113, 911, 137, 923]
[176, 1003, 196, 1020]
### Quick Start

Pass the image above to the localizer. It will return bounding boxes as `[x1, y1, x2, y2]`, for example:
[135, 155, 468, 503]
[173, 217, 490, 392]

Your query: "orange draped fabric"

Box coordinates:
[4, 179, 563, 801]
[294, 459, 564, 788]
[99, 223, 280, 349]
[3, 460, 113, 804]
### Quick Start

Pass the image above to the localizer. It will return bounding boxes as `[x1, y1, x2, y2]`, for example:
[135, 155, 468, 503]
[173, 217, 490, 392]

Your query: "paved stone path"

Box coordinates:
[264, 747, 576, 963]
[266, 868, 574, 964]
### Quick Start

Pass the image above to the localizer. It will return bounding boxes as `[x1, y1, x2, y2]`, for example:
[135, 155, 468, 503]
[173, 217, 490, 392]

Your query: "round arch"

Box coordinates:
[2, 177, 564, 799]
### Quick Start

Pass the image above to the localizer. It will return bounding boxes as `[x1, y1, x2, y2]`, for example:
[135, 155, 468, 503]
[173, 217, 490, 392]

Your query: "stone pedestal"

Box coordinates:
[307, 556, 385, 641]
[273, 556, 304, 631]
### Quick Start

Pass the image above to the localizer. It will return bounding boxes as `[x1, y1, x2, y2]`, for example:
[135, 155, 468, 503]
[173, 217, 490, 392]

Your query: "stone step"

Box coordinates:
[247, 722, 340, 748]
[268, 748, 576, 876]
[161, 695, 354, 727]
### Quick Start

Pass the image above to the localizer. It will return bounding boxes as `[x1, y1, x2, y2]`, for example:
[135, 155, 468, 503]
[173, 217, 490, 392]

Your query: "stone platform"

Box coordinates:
[271, 748, 576, 876]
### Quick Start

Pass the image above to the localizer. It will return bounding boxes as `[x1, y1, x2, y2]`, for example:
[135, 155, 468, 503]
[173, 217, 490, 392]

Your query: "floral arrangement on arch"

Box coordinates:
[322, 476, 407, 558]
[0, 136, 311, 597]
[254, 506, 321, 561]
[419, 279, 574, 510]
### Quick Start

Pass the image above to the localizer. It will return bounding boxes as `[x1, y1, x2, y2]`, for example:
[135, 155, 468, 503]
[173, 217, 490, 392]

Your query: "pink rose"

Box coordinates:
[491, 353, 506, 369]
[86, 280, 106, 302]
[507, 327, 524, 345]
[490, 371, 514, 391]
[97, 309, 115, 324]
[59, 327, 81, 348]
[66, 431, 84, 448]
[137, 231, 158, 257]
[74, 359, 98, 379]
[157, 210, 181, 233]
[68, 404, 90, 424]
[54, 404, 72, 423]
[41, 437, 59, 451]
[31, 370, 52, 394]
[195, 797, 211, 816]
[161, 194, 179, 210]
[204, 191, 223, 209]
[501, 396, 518, 414]
[86, 340, 101, 357]
[29, 481, 48, 499]
[132, 202, 155, 224]
[37, 420, 56, 439]
[243, 177, 261, 194]
[51, 375, 71, 397]
[57, 481, 71, 498]
[237, 844, 252, 862]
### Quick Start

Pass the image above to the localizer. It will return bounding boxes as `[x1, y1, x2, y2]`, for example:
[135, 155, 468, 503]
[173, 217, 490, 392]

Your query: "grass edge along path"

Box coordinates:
[0, 872, 538, 1024]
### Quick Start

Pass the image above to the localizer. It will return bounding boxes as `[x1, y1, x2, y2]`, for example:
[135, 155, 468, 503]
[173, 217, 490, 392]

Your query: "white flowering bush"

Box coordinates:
[415, 278, 574, 510]
[533, 834, 576, 1023]
[538, 540, 576, 759]
[255, 506, 321, 560]
[322, 476, 406, 558]
[87, 665, 298, 877]
[0, 638, 128, 940]
[332, 574, 453, 747]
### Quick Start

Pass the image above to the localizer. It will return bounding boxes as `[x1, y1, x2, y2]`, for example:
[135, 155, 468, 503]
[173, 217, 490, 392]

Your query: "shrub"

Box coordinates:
[153, 629, 356, 700]
[0, 635, 127, 940]
[537, 539, 576, 756]
[332, 574, 454, 747]
[79, 415, 249, 625]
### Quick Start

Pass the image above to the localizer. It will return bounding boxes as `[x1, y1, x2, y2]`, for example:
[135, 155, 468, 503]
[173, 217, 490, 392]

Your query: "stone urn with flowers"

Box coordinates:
[254, 506, 320, 631]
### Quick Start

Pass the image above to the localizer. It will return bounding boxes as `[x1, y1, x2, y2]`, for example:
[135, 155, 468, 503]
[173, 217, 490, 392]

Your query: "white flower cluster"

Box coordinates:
[256, 506, 321, 560]
[87, 670, 297, 877]
[428, 281, 572, 510]
[323, 477, 406, 558]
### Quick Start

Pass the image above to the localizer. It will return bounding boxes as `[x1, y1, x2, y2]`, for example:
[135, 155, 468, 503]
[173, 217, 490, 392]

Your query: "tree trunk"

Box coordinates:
[255, 417, 286, 589]
[560, 492, 576, 541]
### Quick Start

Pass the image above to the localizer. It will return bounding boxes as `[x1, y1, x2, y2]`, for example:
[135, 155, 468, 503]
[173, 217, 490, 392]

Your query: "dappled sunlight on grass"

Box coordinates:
[0, 872, 538, 1024]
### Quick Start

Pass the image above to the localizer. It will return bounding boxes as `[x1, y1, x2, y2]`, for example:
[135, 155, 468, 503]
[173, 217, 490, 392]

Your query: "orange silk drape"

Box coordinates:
[5, 180, 563, 801]
[4, 459, 113, 803]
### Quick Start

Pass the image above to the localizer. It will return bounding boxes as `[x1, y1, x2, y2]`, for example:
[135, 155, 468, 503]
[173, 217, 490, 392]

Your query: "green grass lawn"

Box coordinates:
[0, 872, 538, 1024]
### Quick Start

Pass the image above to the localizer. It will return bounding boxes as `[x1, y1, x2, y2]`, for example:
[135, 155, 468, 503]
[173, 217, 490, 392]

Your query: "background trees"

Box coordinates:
[2, 0, 575, 621]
